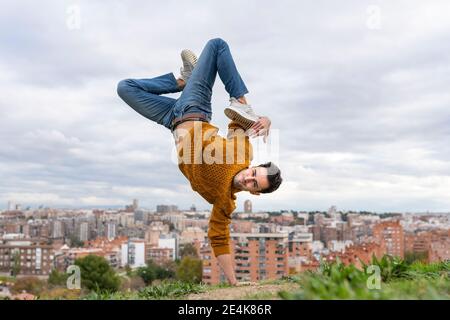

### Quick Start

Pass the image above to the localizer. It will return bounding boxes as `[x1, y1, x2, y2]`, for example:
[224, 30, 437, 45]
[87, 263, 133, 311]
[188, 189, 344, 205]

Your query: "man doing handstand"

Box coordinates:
[117, 38, 282, 285]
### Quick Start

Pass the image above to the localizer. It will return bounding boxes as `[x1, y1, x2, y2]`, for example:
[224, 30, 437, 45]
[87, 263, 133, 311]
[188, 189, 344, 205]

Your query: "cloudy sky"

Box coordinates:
[1, 1, 450, 213]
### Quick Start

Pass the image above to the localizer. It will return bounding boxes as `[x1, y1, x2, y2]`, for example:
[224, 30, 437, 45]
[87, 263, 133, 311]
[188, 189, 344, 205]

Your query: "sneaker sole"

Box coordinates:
[181, 49, 198, 69]
[224, 108, 256, 130]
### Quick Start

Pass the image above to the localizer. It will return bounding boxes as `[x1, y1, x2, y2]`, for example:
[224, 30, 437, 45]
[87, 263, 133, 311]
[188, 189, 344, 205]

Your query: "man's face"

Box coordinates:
[233, 166, 270, 195]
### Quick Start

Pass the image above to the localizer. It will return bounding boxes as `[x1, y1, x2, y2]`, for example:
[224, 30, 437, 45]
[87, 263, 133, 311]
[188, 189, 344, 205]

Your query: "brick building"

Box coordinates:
[325, 242, 385, 268]
[55, 247, 120, 270]
[0, 240, 54, 276]
[231, 220, 256, 233]
[145, 247, 174, 265]
[373, 220, 404, 259]
[202, 233, 289, 285]
[428, 239, 450, 263]
[200, 244, 223, 284]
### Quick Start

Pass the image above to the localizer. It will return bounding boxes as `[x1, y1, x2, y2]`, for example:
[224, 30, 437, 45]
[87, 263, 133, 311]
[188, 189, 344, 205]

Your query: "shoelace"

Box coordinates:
[230, 98, 257, 116]
[244, 105, 257, 116]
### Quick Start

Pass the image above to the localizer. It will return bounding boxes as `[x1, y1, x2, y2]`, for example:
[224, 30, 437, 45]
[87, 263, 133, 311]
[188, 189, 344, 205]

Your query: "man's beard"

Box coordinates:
[233, 175, 243, 189]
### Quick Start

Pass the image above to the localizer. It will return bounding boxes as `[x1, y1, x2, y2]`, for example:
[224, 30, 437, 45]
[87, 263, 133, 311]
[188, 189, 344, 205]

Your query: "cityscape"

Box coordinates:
[0, 199, 449, 299]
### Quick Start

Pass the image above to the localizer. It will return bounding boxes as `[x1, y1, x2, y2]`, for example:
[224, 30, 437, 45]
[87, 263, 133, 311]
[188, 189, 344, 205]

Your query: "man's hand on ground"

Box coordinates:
[248, 116, 271, 143]
[232, 281, 259, 287]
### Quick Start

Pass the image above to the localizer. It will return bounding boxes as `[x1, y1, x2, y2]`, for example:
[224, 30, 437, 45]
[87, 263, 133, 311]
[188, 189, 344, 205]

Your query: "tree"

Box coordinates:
[137, 265, 156, 285]
[48, 269, 69, 287]
[74, 255, 120, 292]
[154, 260, 176, 280]
[69, 235, 84, 248]
[137, 260, 175, 285]
[179, 243, 199, 259]
[176, 256, 202, 283]
[11, 251, 21, 277]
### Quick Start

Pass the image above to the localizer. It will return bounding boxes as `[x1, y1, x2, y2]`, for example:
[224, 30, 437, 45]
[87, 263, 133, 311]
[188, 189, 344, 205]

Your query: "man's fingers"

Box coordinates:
[250, 120, 261, 127]
[251, 123, 262, 130]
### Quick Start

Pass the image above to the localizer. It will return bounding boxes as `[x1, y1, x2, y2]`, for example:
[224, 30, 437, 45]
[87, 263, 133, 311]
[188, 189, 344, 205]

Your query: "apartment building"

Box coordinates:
[146, 247, 174, 265]
[201, 233, 289, 285]
[0, 241, 54, 276]
[429, 239, 450, 263]
[325, 242, 385, 268]
[373, 220, 404, 258]
[55, 247, 120, 270]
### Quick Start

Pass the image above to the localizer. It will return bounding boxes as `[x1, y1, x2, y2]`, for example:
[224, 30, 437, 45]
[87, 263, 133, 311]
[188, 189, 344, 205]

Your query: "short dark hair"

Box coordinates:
[257, 162, 282, 193]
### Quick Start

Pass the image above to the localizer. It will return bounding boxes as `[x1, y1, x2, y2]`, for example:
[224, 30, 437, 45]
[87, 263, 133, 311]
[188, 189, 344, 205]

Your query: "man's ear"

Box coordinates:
[250, 191, 260, 196]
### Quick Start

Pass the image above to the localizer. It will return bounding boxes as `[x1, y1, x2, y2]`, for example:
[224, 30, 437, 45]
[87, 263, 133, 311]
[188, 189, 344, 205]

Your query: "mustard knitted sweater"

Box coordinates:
[177, 121, 252, 256]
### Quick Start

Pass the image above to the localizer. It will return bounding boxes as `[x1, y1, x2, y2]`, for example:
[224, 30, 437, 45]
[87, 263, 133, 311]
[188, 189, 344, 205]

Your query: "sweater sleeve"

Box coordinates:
[226, 120, 247, 139]
[207, 200, 235, 257]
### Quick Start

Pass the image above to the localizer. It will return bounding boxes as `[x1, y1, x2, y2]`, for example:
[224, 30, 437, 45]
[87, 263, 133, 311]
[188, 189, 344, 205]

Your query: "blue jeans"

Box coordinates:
[117, 38, 249, 130]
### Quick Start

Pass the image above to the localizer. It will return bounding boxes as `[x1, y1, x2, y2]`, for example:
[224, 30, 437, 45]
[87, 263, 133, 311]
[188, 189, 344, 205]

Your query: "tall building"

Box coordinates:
[121, 239, 146, 268]
[327, 205, 341, 221]
[156, 205, 178, 213]
[288, 233, 313, 273]
[79, 222, 89, 242]
[159, 236, 178, 260]
[106, 222, 116, 240]
[202, 233, 289, 284]
[200, 243, 224, 284]
[51, 220, 63, 239]
[134, 210, 144, 222]
[144, 226, 161, 247]
[244, 200, 252, 213]
[373, 220, 404, 258]
[7, 201, 14, 211]
[132, 199, 139, 210]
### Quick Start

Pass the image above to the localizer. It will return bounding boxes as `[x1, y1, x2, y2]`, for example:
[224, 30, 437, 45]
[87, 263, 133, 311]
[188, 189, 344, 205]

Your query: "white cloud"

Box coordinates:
[1, 0, 450, 212]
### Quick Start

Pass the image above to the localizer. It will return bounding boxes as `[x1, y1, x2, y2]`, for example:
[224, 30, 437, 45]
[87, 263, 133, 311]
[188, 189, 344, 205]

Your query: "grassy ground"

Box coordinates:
[6, 256, 447, 300]
[78, 257, 449, 300]
[279, 256, 449, 300]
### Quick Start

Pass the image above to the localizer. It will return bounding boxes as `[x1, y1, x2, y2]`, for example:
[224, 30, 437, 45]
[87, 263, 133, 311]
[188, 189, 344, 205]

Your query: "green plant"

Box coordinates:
[47, 269, 69, 287]
[137, 280, 206, 299]
[137, 260, 176, 285]
[12, 251, 21, 277]
[404, 251, 428, 264]
[361, 255, 410, 281]
[280, 255, 450, 300]
[75, 255, 121, 293]
[80, 280, 207, 300]
[175, 256, 202, 283]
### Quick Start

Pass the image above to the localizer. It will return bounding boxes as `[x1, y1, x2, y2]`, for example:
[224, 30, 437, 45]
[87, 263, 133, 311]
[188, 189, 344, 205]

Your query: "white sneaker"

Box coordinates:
[224, 97, 259, 129]
[179, 49, 198, 82]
